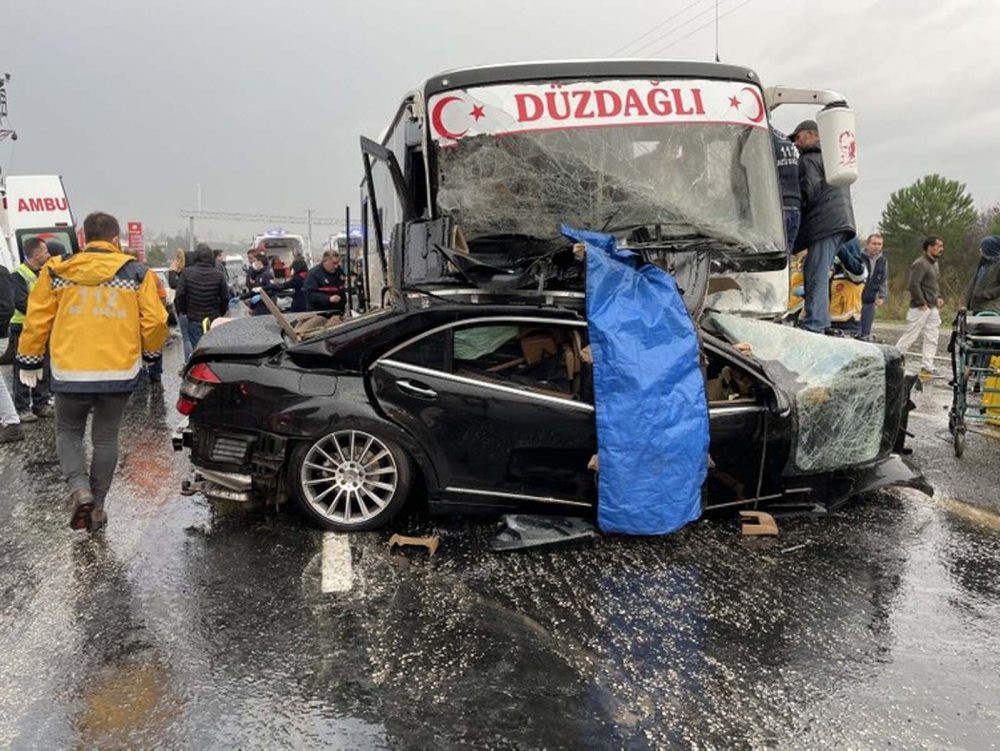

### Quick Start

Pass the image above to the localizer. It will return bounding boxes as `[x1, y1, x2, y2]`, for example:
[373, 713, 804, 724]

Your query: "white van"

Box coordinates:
[0, 174, 78, 271]
[250, 231, 307, 270]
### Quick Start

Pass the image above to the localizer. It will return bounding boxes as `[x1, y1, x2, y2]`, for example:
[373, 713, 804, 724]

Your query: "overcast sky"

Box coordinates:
[2, 0, 998, 246]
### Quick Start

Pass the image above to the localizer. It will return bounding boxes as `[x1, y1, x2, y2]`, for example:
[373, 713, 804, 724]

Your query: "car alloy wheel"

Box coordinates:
[300, 430, 401, 527]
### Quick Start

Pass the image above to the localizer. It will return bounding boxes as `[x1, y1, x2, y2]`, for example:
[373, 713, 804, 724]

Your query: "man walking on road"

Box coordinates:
[304, 250, 346, 313]
[15, 212, 168, 532]
[10, 236, 54, 421]
[791, 119, 857, 333]
[176, 243, 230, 350]
[896, 236, 945, 381]
[860, 233, 888, 338]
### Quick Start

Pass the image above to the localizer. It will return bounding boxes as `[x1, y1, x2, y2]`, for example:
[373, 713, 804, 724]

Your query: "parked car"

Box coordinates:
[174, 303, 929, 532]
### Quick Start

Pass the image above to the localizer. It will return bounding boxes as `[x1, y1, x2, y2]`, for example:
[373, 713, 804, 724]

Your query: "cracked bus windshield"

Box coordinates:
[429, 79, 784, 251]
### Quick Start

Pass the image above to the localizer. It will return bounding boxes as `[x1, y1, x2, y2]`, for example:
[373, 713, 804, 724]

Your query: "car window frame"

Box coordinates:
[375, 315, 777, 418]
[375, 316, 593, 413]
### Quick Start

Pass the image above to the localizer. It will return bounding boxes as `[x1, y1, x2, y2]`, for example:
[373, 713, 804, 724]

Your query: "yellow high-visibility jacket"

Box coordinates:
[15, 241, 168, 392]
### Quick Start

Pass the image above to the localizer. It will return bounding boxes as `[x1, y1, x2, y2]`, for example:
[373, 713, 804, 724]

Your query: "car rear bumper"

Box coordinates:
[175, 420, 289, 503]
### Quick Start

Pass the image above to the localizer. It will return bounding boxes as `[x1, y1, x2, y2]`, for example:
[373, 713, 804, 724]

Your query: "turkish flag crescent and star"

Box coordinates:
[428, 78, 767, 144]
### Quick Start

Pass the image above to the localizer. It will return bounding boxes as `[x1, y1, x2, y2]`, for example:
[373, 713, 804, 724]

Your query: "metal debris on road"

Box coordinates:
[740, 510, 779, 536]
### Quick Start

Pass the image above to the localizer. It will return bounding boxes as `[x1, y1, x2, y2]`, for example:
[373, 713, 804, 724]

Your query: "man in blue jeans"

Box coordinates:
[791, 119, 857, 333]
[175, 244, 230, 352]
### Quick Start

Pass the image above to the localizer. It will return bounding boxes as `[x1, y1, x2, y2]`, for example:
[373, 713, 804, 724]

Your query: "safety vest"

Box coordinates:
[10, 263, 38, 327]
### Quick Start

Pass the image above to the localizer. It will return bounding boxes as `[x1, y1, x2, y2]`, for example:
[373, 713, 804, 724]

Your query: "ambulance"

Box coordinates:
[0, 174, 78, 271]
[0, 174, 77, 362]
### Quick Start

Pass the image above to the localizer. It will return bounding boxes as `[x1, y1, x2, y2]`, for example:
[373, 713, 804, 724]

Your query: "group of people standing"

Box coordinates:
[775, 119, 985, 383]
[775, 119, 884, 337]
[243, 247, 347, 316]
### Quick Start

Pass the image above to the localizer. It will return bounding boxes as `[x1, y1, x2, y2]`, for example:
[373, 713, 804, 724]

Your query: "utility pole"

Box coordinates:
[0, 73, 17, 144]
[714, 0, 720, 62]
[189, 182, 202, 255]
[306, 209, 313, 257]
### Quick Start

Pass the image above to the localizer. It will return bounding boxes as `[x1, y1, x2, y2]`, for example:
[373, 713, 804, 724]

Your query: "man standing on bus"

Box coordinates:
[304, 251, 346, 314]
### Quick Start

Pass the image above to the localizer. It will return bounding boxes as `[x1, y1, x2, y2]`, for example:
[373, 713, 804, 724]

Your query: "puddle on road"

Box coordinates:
[73, 659, 182, 746]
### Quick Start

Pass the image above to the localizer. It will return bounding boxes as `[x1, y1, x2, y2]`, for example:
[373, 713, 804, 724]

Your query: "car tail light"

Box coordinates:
[176, 396, 197, 415]
[189, 362, 221, 383]
[179, 362, 221, 409]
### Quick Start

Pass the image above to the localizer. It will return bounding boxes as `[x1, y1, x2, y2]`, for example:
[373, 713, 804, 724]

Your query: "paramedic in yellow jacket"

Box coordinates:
[15, 212, 168, 532]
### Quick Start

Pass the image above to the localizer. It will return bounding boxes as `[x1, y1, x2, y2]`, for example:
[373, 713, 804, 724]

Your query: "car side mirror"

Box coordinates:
[767, 388, 792, 418]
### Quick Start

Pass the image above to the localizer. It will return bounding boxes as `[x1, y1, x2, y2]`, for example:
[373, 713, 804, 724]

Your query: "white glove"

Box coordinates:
[19, 369, 41, 389]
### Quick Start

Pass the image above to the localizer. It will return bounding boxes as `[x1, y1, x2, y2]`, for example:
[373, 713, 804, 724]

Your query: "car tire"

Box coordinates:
[290, 428, 411, 531]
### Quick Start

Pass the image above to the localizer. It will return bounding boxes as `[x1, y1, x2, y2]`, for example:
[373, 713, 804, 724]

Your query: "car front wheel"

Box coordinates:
[290, 429, 411, 531]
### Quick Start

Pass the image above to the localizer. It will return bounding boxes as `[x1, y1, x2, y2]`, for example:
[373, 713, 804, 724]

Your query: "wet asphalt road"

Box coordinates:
[2, 331, 999, 749]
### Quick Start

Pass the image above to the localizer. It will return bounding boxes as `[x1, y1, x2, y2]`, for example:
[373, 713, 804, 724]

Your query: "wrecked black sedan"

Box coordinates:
[174, 59, 929, 531]
[174, 303, 928, 532]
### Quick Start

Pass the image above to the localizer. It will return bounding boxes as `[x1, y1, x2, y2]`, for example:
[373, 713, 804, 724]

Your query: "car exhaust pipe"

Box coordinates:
[198, 468, 252, 492]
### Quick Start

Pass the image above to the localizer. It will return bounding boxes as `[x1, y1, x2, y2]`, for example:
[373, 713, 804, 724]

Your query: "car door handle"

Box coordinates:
[397, 380, 437, 400]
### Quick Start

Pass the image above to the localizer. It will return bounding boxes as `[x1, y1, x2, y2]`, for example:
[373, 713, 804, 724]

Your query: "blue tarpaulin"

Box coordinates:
[563, 225, 708, 535]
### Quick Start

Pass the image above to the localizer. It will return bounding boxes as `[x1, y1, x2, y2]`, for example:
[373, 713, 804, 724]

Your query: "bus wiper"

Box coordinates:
[629, 236, 755, 253]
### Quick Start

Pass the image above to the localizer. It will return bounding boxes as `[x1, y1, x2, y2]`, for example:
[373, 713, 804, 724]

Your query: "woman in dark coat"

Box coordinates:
[286, 258, 310, 313]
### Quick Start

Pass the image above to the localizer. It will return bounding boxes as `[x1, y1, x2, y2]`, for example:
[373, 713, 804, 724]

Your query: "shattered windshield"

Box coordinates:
[428, 79, 783, 251]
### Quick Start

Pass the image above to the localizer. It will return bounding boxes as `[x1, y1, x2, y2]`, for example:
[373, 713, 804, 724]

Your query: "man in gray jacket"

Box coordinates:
[896, 236, 945, 380]
[791, 119, 857, 333]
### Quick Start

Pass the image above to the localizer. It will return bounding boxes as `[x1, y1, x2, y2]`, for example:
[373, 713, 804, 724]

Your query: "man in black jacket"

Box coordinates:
[176, 244, 230, 350]
[304, 251, 346, 313]
[860, 233, 889, 337]
[791, 119, 857, 333]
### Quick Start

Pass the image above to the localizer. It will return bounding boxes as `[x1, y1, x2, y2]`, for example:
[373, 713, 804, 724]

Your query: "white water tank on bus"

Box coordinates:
[817, 102, 858, 187]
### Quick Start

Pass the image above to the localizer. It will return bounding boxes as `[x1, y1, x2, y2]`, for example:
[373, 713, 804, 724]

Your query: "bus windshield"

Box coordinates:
[428, 78, 783, 251]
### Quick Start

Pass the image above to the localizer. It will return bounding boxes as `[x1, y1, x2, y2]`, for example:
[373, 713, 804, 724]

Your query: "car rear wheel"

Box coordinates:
[291, 429, 411, 531]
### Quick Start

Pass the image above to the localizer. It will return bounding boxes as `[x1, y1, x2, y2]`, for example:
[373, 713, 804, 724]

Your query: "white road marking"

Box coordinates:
[321, 532, 353, 593]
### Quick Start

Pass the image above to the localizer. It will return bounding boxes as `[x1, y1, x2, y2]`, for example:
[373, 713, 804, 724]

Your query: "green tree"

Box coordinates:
[145, 244, 168, 267]
[879, 174, 978, 313]
[880, 174, 977, 255]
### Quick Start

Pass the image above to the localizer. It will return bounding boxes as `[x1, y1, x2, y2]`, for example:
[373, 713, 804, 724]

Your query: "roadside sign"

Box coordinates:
[128, 221, 144, 261]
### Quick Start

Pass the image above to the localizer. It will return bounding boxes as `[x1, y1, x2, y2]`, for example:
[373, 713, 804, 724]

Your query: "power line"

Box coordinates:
[629, 0, 740, 57]
[647, 0, 754, 57]
[611, 0, 707, 56]
[178, 210, 341, 226]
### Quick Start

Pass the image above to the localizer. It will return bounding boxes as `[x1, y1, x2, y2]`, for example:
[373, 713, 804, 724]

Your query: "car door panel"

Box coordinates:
[372, 359, 597, 508]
